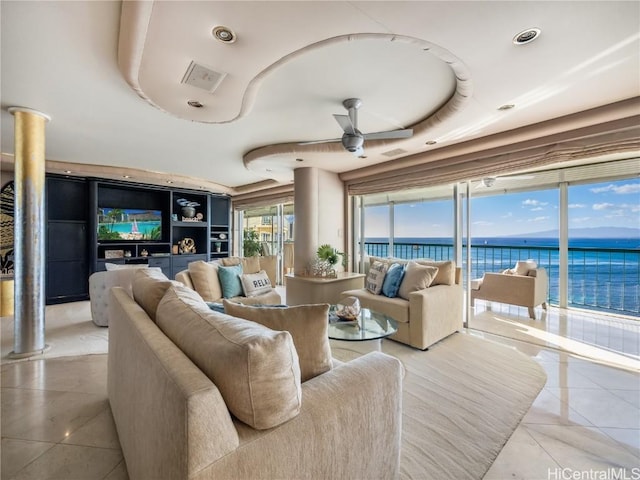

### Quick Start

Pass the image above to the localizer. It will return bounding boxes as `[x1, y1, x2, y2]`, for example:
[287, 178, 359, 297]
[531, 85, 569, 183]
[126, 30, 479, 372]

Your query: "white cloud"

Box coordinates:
[501, 212, 513, 218]
[571, 217, 591, 223]
[522, 199, 548, 207]
[569, 203, 586, 208]
[605, 210, 625, 218]
[590, 183, 640, 194]
[530, 216, 549, 222]
[593, 202, 615, 210]
[531, 207, 544, 211]
[473, 220, 493, 226]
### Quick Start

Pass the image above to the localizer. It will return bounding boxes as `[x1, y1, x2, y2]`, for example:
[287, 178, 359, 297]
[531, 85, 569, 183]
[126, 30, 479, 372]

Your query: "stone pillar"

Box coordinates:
[293, 167, 344, 275]
[8, 107, 50, 358]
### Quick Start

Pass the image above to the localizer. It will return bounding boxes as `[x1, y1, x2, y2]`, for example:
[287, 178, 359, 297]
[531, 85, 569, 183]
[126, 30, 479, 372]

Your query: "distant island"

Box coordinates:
[509, 227, 639, 239]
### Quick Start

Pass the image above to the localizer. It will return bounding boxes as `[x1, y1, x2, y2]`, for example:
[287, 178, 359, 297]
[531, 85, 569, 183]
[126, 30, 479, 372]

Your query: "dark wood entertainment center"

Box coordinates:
[46, 175, 231, 304]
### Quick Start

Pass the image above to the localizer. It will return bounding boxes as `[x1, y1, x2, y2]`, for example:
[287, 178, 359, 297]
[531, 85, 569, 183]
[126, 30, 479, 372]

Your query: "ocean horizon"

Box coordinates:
[365, 237, 640, 249]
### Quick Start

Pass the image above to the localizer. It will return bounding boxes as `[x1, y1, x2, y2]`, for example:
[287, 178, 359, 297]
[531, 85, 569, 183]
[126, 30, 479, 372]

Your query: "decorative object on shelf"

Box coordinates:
[171, 213, 178, 221]
[124, 250, 132, 258]
[334, 296, 361, 321]
[140, 249, 149, 257]
[172, 245, 179, 254]
[218, 233, 227, 240]
[176, 198, 200, 219]
[178, 237, 196, 254]
[214, 241, 222, 252]
[196, 212, 204, 220]
[105, 249, 124, 259]
[308, 244, 344, 278]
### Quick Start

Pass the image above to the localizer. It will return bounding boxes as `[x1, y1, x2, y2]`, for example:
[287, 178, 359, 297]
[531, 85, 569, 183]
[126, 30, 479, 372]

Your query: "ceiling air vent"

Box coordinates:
[382, 148, 408, 157]
[181, 61, 226, 93]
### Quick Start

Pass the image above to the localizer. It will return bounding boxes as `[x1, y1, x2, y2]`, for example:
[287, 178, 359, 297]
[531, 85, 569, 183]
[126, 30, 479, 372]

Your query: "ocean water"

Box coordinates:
[98, 221, 161, 236]
[364, 237, 640, 316]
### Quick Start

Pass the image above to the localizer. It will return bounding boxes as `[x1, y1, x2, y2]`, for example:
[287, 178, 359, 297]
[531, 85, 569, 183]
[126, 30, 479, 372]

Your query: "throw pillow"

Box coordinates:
[187, 261, 222, 301]
[105, 263, 148, 271]
[240, 270, 272, 297]
[156, 285, 301, 430]
[381, 263, 405, 298]
[221, 256, 261, 274]
[223, 300, 332, 382]
[131, 269, 177, 321]
[398, 262, 439, 300]
[366, 261, 389, 294]
[514, 260, 537, 275]
[218, 264, 244, 298]
[415, 260, 456, 286]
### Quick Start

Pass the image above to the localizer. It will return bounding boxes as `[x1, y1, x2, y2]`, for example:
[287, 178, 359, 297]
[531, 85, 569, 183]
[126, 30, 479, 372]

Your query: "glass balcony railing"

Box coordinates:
[363, 241, 640, 317]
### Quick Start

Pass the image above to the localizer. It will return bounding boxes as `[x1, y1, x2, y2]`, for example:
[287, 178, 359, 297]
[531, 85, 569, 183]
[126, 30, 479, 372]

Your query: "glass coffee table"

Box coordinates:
[328, 306, 398, 353]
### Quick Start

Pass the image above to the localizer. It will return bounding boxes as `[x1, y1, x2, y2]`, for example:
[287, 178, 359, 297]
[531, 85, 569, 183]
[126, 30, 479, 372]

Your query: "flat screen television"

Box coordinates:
[97, 208, 162, 241]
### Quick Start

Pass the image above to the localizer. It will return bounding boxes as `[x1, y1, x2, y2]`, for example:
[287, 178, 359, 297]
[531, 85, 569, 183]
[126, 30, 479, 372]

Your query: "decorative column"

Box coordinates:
[8, 107, 50, 358]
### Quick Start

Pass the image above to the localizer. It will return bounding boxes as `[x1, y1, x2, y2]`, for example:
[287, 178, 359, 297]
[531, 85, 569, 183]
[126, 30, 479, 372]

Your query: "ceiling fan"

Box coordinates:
[300, 98, 413, 156]
[475, 174, 535, 189]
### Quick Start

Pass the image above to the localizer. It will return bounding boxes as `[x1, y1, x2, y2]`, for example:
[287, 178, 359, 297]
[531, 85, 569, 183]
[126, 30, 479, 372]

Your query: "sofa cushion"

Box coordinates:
[156, 285, 302, 430]
[415, 260, 456, 286]
[258, 255, 278, 286]
[398, 262, 439, 300]
[366, 261, 389, 294]
[131, 269, 177, 321]
[105, 263, 149, 271]
[381, 263, 405, 298]
[515, 260, 537, 275]
[218, 264, 244, 298]
[188, 261, 222, 302]
[221, 256, 261, 274]
[240, 270, 273, 297]
[223, 300, 332, 382]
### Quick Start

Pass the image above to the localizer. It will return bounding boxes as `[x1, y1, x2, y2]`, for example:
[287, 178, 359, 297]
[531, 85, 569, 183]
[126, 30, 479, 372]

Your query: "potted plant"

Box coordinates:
[315, 244, 343, 277]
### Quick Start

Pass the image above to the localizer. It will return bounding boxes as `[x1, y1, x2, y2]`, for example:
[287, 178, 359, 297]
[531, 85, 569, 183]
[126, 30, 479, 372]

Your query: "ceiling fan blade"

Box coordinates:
[298, 137, 341, 146]
[333, 114, 355, 135]
[363, 128, 413, 141]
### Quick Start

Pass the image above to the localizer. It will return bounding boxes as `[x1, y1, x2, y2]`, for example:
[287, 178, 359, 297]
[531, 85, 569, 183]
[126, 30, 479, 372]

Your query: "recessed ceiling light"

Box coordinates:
[295, 158, 304, 162]
[212, 26, 236, 43]
[513, 28, 541, 45]
[187, 100, 204, 108]
[123, 175, 131, 179]
[64, 170, 72, 174]
[166, 180, 173, 184]
[498, 104, 515, 111]
[425, 140, 437, 145]
[358, 155, 368, 159]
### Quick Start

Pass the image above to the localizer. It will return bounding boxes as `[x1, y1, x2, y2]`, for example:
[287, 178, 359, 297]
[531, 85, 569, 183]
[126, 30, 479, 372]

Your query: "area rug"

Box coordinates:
[333, 332, 547, 480]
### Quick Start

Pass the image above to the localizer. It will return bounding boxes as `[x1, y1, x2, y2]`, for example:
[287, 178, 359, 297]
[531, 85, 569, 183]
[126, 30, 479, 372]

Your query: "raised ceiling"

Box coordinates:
[1, 1, 639, 192]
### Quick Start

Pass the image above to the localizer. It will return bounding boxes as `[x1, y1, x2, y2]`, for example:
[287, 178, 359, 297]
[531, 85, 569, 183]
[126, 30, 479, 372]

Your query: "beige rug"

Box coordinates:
[333, 333, 546, 480]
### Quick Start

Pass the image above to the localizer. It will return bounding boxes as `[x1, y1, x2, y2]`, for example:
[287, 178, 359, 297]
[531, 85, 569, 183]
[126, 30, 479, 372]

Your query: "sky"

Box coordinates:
[364, 178, 640, 238]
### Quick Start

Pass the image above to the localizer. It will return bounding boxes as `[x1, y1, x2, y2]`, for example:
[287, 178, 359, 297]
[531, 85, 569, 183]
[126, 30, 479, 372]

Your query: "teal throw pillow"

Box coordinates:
[218, 264, 244, 298]
[381, 263, 405, 298]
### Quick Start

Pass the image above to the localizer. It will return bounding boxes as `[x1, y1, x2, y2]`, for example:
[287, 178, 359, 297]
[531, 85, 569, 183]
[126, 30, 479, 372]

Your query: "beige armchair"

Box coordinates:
[471, 267, 549, 319]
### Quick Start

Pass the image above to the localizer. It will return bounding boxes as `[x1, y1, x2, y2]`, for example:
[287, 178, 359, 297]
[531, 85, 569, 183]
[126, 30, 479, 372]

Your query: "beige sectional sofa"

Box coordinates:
[176, 255, 282, 305]
[341, 257, 463, 350]
[108, 269, 403, 480]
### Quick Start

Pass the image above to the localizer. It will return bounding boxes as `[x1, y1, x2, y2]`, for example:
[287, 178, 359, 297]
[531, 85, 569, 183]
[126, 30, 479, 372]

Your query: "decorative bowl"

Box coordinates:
[335, 297, 361, 321]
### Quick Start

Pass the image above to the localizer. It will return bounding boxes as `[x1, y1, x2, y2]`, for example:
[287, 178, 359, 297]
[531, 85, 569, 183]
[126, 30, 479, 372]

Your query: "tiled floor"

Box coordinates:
[1, 300, 638, 479]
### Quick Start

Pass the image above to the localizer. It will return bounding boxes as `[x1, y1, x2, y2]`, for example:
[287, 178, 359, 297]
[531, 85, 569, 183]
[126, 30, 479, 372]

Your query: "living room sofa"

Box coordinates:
[341, 257, 463, 350]
[108, 269, 403, 480]
[175, 255, 281, 305]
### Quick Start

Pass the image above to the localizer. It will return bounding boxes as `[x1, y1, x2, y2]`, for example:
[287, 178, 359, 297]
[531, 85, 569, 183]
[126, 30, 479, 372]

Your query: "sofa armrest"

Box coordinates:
[200, 352, 403, 479]
[408, 284, 463, 349]
[473, 272, 538, 306]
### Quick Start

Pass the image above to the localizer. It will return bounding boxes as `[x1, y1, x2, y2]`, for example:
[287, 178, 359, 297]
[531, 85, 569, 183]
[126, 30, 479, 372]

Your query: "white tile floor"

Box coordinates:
[1, 299, 638, 479]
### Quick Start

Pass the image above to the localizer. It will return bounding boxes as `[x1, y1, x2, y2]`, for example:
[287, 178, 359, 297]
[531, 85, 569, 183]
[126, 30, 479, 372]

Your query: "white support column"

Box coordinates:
[559, 182, 569, 308]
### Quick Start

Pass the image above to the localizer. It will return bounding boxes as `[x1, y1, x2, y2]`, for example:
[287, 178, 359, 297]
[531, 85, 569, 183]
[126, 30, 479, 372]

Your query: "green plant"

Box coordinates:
[243, 229, 261, 257]
[316, 244, 342, 267]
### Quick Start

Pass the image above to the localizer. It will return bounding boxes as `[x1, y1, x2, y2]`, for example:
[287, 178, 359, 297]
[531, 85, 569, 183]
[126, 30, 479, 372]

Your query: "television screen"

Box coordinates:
[97, 208, 162, 241]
